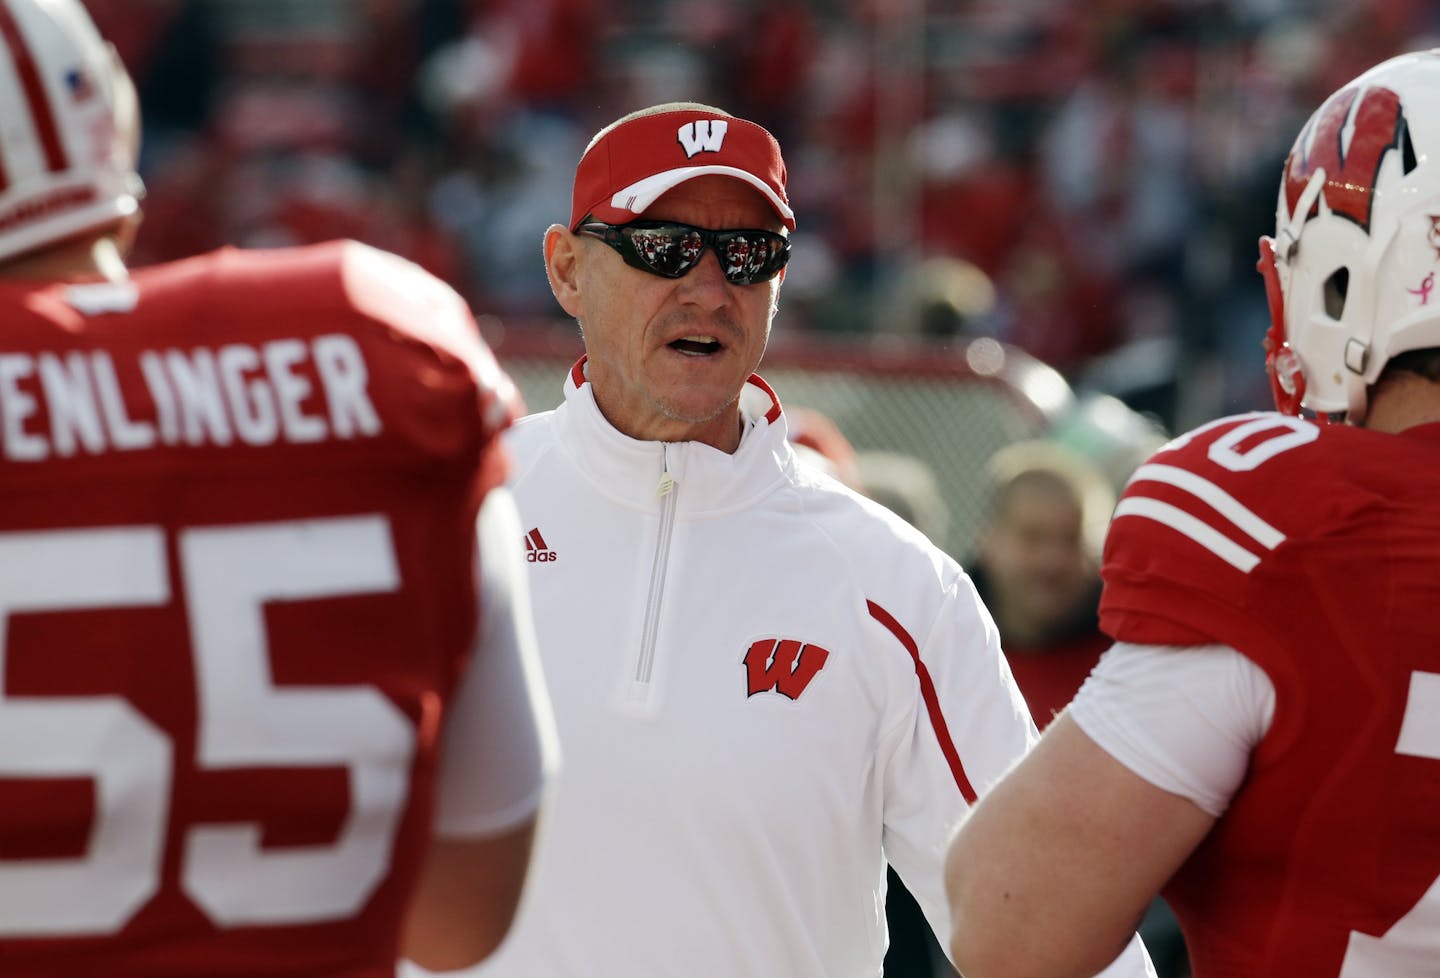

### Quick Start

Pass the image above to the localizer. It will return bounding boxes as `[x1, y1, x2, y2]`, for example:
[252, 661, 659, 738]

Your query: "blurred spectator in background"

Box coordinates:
[968, 441, 1113, 728]
[856, 449, 951, 548]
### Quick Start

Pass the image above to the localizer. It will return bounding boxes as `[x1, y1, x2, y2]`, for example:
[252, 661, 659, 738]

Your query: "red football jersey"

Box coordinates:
[1100, 412, 1440, 978]
[0, 241, 517, 977]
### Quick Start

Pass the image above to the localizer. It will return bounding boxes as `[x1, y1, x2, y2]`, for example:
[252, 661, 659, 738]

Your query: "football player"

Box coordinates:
[945, 49, 1440, 978]
[0, 1, 554, 975]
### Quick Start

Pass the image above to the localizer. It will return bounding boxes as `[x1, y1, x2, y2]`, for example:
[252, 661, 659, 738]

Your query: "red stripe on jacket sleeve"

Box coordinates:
[867, 599, 978, 805]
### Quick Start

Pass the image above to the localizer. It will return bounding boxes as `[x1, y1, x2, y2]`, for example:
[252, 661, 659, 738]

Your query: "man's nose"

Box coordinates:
[676, 245, 733, 300]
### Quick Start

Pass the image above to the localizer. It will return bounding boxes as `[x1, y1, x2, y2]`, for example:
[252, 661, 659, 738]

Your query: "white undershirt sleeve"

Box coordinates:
[1067, 642, 1276, 817]
[433, 487, 559, 837]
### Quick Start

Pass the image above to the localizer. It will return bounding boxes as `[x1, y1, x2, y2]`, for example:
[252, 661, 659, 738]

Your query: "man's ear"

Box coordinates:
[543, 224, 583, 318]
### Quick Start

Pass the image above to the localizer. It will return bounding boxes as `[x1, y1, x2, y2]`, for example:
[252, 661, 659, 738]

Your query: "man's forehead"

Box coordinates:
[645, 175, 784, 226]
[998, 477, 1082, 515]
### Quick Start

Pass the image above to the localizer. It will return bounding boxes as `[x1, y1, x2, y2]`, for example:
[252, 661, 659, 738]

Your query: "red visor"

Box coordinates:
[569, 110, 794, 231]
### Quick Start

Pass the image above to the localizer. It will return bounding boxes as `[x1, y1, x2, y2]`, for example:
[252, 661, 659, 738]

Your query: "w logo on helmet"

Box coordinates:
[743, 638, 829, 700]
[1284, 84, 1404, 232]
[677, 120, 728, 159]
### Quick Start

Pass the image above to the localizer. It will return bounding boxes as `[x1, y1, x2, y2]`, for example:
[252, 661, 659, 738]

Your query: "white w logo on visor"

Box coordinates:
[677, 120, 728, 158]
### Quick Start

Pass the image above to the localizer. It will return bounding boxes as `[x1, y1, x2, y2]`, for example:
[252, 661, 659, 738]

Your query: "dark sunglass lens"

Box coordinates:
[625, 226, 702, 277]
[752, 236, 782, 278]
[717, 232, 785, 284]
[718, 234, 754, 282]
[675, 229, 705, 272]
[602, 222, 786, 284]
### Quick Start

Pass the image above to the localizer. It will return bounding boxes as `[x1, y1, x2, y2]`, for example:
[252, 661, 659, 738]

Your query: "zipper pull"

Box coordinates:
[656, 446, 677, 497]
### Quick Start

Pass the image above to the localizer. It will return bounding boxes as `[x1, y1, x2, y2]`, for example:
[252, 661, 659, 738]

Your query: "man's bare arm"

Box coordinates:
[401, 820, 538, 971]
[946, 713, 1214, 978]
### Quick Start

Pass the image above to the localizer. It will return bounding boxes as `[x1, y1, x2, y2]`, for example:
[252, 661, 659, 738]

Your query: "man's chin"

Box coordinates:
[654, 390, 739, 427]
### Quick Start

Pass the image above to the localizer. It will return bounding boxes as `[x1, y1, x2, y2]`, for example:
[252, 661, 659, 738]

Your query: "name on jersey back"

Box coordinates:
[0, 334, 381, 461]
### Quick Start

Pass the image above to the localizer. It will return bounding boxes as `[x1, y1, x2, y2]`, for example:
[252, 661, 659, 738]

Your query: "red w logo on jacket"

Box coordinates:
[743, 638, 830, 700]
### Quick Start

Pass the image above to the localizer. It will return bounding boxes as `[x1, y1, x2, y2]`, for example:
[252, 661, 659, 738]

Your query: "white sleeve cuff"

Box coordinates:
[1068, 642, 1275, 817]
[434, 488, 559, 837]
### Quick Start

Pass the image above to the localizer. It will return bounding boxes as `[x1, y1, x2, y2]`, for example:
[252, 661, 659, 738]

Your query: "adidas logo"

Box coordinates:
[524, 528, 557, 563]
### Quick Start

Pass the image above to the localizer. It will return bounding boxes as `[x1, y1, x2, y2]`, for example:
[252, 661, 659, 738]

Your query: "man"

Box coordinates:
[969, 440, 1114, 728]
[0, 2, 553, 974]
[947, 49, 1440, 978]
[478, 102, 1151, 977]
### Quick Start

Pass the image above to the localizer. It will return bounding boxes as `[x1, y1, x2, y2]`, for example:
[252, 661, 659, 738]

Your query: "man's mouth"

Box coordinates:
[669, 335, 723, 356]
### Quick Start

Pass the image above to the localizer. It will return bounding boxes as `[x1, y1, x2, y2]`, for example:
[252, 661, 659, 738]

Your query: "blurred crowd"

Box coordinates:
[87, 0, 1440, 433]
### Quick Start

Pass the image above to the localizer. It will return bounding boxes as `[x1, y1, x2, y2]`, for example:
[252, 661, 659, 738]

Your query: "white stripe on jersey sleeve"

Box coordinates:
[1130, 464, 1284, 548]
[1112, 497, 1262, 572]
[1115, 464, 1286, 573]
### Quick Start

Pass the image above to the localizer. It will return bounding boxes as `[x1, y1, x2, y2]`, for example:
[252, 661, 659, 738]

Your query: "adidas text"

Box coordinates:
[524, 528, 557, 562]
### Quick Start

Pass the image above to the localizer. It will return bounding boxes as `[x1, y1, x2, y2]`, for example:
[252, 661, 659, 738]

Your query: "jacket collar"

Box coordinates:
[551, 357, 795, 513]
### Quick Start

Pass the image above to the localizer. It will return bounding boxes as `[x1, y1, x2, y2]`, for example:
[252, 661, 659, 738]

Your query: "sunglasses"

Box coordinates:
[576, 218, 791, 286]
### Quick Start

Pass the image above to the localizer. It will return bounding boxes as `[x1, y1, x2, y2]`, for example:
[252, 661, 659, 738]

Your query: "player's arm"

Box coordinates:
[945, 713, 1208, 978]
[945, 642, 1273, 978]
[402, 488, 558, 971]
[877, 577, 1154, 977]
[402, 824, 538, 973]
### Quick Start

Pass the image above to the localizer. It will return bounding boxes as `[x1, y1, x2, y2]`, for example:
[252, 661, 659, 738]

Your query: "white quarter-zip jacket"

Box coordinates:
[480, 366, 1037, 977]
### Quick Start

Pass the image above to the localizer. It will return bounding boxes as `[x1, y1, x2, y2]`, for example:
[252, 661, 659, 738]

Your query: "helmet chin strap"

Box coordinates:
[1260, 236, 1306, 414]
[1262, 170, 1328, 416]
[1344, 352, 1373, 425]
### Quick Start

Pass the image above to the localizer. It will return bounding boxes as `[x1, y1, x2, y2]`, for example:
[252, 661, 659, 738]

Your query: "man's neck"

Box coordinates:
[591, 392, 748, 454]
[1364, 371, 1440, 434]
[0, 235, 129, 284]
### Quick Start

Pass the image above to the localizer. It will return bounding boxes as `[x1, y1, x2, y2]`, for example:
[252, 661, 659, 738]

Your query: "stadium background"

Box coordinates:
[85, 0, 1439, 557]
[85, 0, 1439, 559]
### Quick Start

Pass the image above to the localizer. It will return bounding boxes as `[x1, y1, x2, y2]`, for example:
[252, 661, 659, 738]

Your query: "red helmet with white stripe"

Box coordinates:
[1259, 49, 1440, 422]
[0, 0, 142, 264]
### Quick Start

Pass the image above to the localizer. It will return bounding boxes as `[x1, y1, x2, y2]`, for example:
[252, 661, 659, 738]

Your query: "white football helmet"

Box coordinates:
[1259, 49, 1440, 422]
[0, 0, 142, 264]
